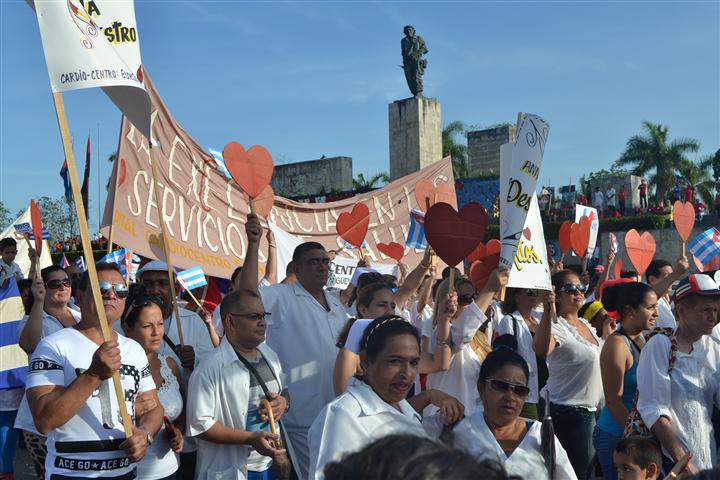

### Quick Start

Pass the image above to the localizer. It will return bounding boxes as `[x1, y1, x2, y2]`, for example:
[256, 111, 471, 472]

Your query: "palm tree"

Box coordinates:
[353, 172, 390, 193]
[614, 121, 699, 202]
[677, 157, 715, 211]
[443, 121, 469, 179]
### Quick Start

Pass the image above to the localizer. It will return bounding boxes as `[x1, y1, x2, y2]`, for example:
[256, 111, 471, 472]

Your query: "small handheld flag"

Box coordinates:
[177, 267, 208, 291]
[406, 209, 428, 250]
[14, 223, 51, 240]
[688, 227, 720, 265]
[75, 256, 86, 272]
[59, 254, 70, 269]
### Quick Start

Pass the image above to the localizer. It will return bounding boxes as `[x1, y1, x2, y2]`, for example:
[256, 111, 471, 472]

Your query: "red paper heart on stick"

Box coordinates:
[570, 216, 592, 257]
[415, 179, 455, 213]
[614, 257, 623, 280]
[336, 203, 370, 248]
[625, 229, 656, 276]
[30, 200, 43, 256]
[424, 202, 488, 267]
[251, 185, 275, 218]
[558, 221, 572, 255]
[469, 244, 501, 291]
[673, 200, 695, 242]
[466, 239, 500, 264]
[377, 242, 405, 262]
[223, 141, 274, 199]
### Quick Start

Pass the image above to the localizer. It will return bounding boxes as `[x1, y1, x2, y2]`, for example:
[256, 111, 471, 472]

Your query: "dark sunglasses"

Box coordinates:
[560, 283, 588, 295]
[484, 379, 530, 398]
[99, 281, 129, 299]
[45, 278, 72, 290]
[123, 294, 163, 321]
[457, 293, 478, 305]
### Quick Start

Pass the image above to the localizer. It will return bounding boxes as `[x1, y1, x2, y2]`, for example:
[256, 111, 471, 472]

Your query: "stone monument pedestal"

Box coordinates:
[389, 97, 442, 180]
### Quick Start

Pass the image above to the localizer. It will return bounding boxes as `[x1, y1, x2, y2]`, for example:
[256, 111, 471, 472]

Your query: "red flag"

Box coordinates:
[80, 135, 91, 219]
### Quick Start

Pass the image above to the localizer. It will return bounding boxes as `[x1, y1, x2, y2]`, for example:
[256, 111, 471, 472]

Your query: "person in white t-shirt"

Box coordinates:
[593, 187, 605, 214]
[238, 213, 350, 478]
[645, 257, 689, 329]
[25, 263, 163, 479]
[606, 185, 617, 212]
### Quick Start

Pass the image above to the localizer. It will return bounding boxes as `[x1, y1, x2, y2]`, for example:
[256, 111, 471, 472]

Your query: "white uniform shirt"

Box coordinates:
[452, 411, 577, 480]
[260, 282, 348, 431]
[546, 316, 603, 410]
[655, 297, 676, 329]
[26, 329, 154, 479]
[637, 333, 720, 470]
[606, 187, 617, 207]
[593, 191, 604, 209]
[497, 311, 542, 404]
[15, 307, 82, 433]
[308, 381, 427, 480]
[187, 337, 284, 480]
[427, 302, 487, 415]
[0, 259, 23, 285]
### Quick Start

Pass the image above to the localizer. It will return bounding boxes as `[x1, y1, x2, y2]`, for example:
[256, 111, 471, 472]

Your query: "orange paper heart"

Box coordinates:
[252, 185, 275, 218]
[336, 203, 370, 248]
[30, 200, 43, 256]
[467, 239, 500, 264]
[558, 221, 572, 254]
[377, 242, 405, 262]
[672, 200, 695, 242]
[570, 216, 592, 258]
[223, 141, 274, 199]
[614, 257, 623, 280]
[625, 229, 656, 276]
[469, 242, 501, 291]
[414, 179, 455, 213]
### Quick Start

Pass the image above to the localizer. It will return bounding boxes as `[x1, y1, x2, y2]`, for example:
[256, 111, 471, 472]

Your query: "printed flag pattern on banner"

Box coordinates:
[406, 209, 428, 250]
[98, 248, 128, 273]
[0, 278, 29, 389]
[688, 228, 720, 265]
[207, 147, 232, 179]
[177, 267, 208, 291]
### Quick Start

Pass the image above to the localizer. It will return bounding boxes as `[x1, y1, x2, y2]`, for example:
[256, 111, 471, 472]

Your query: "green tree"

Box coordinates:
[36, 196, 78, 240]
[0, 201, 11, 231]
[352, 172, 390, 193]
[677, 157, 715, 211]
[614, 121, 699, 203]
[443, 121, 468, 179]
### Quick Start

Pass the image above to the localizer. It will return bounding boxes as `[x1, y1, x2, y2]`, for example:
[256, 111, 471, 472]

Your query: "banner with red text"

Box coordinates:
[102, 73, 456, 279]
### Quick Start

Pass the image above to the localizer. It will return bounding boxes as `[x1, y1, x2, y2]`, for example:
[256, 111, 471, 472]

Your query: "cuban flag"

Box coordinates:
[58, 254, 70, 268]
[177, 266, 208, 291]
[207, 147, 232, 179]
[688, 227, 720, 265]
[75, 255, 86, 272]
[14, 223, 50, 240]
[60, 159, 72, 201]
[0, 278, 28, 389]
[406, 209, 427, 250]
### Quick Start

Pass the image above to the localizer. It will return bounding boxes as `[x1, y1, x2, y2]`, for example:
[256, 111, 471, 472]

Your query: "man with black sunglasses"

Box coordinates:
[25, 262, 163, 479]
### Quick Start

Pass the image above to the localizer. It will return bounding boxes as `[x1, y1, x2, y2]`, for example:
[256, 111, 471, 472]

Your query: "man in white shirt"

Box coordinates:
[136, 261, 216, 479]
[238, 214, 349, 479]
[646, 257, 689, 329]
[187, 288, 288, 479]
[593, 187, 604, 214]
[25, 263, 163, 479]
[606, 184, 617, 213]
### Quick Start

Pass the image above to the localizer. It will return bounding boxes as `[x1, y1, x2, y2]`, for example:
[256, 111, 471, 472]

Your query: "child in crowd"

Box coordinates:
[0, 237, 23, 286]
[613, 436, 661, 480]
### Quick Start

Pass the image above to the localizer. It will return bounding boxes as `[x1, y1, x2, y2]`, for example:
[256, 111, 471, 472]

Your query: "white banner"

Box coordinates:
[499, 114, 550, 269]
[507, 194, 552, 290]
[31, 0, 150, 136]
[1, 208, 53, 278]
[575, 205, 600, 258]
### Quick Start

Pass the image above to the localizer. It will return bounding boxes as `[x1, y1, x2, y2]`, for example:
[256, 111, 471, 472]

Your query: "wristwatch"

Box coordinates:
[140, 425, 153, 446]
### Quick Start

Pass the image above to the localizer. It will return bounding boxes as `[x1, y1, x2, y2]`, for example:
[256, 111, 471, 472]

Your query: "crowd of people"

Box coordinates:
[0, 213, 719, 480]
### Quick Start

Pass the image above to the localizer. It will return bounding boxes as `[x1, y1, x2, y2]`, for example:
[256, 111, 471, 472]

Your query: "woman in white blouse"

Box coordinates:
[497, 287, 546, 420]
[534, 270, 603, 480]
[309, 315, 464, 480]
[447, 346, 576, 479]
[122, 293, 185, 480]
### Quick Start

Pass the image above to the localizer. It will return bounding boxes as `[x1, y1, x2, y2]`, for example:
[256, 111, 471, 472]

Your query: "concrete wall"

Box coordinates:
[467, 125, 515, 176]
[389, 97, 442, 180]
[587, 175, 644, 212]
[271, 156, 353, 197]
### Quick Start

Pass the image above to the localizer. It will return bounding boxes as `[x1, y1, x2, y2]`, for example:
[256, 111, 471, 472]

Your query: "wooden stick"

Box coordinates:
[149, 146, 185, 345]
[106, 223, 114, 254]
[249, 198, 256, 215]
[448, 267, 455, 294]
[51, 92, 132, 437]
[663, 452, 691, 480]
[260, 399, 281, 448]
[182, 284, 205, 312]
[682, 241, 685, 257]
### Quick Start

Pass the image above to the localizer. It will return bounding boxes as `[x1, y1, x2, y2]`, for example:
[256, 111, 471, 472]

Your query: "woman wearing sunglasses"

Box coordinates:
[496, 288, 547, 420]
[594, 282, 657, 480]
[310, 315, 463, 480]
[534, 270, 603, 480]
[122, 293, 185, 480]
[15, 265, 81, 478]
[332, 282, 455, 395]
[448, 346, 576, 479]
[426, 270, 508, 416]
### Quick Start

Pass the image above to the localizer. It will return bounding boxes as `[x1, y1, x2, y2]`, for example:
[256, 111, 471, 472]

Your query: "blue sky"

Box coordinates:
[1, 1, 718, 231]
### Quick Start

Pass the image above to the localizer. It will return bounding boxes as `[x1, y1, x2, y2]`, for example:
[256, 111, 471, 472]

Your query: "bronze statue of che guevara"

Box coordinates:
[401, 25, 428, 97]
